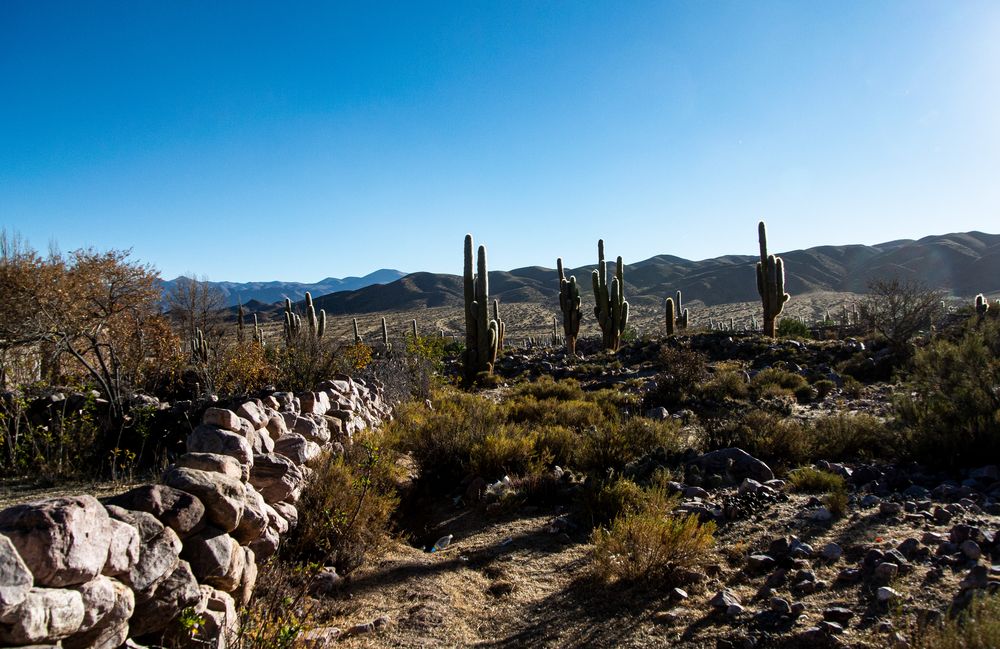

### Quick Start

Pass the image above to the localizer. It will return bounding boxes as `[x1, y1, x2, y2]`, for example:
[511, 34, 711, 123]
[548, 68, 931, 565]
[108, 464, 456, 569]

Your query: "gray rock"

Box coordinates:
[105, 484, 206, 539]
[63, 578, 134, 649]
[187, 424, 254, 468]
[0, 587, 85, 644]
[0, 533, 33, 614]
[877, 586, 900, 603]
[71, 575, 117, 634]
[0, 496, 113, 587]
[709, 589, 741, 611]
[249, 453, 305, 504]
[203, 407, 241, 432]
[823, 607, 854, 625]
[748, 554, 776, 571]
[180, 528, 243, 591]
[274, 433, 322, 465]
[130, 560, 201, 637]
[175, 452, 243, 480]
[236, 401, 268, 429]
[162, 466, 245, 533]
[960, 539, 982, 560]
[770, 597, 792, 615]
[874, 562, 899, 583]
[271, 501, 298, 529]
[820, 542, 843, 562]
[101, 517, 140, 578]
[233, 483, 269, 545]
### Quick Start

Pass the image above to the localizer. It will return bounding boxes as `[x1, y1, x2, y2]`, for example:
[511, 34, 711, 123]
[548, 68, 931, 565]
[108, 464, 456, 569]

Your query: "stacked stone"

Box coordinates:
[0, 376, 389, 648]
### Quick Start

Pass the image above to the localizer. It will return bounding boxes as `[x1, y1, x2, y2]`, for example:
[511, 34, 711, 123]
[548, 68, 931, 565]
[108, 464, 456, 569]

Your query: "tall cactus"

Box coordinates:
[252, 314, 265, 346]
[557, 257, 582, 355]
[756, 221, 790, 337]
[352, 318, 362, 344]
[975, 294, 989, 316]
[411, 319, 418, 341]
[190, 328, 209, 363]
[303, 292, 326, 339]
[463, 234, 501, 380]
[492, 299, 506, 351]
[665, 297, 675, 336]
[674, 290, 689, 330]
[283, 298, 301, 342]
[381, 317, 392, 355]
[591, 239, 629, 352]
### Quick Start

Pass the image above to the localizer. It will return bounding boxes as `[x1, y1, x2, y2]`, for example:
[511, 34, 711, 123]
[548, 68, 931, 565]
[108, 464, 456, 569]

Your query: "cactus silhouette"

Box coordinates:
[756, 221, 790, 337]
[557, 257, 582, 355]
[591, 239, 629, 351]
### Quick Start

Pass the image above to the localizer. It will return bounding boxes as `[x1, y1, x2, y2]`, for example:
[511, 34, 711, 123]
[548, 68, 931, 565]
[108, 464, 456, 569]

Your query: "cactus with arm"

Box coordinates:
[591, 240, 629, 351]
[756, 221, 790, 337]
[557, 257, 583, 355]
[462, 234, 501, 380]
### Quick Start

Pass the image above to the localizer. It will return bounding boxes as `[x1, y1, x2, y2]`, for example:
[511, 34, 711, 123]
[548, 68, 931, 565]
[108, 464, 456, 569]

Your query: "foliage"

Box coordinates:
[214, 341, 275, 396]
[0, 389, 102, 477]
[787, 466, 846, 493]
[282, 438, 398, 576]
[895, 317, 1000, 468]
[750, 367, 808, 400]
[914, 591, 1000, 649]
[706, 409, 809, 470]
[697, 368, 749, 402]
[777, 318, 810, 339]
[651, 345, 708, 407]
[859, 277, 944, 358]
[591, 478, 715, 584]
[579, 416, 685, 475]
[810, 412, 896, 461]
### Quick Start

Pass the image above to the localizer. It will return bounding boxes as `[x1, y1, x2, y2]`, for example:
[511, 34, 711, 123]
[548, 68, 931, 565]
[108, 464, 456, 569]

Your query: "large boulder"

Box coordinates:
[292, 414, 331, 445]
[236, 401, 268, 429]
[72, 575, 117, 634]
[0, 587, 85, 645]
[265, 411, 288, 438]
[687, 447, 774, 484]
[198, 586, 238, 647]
[249, 524, 280, 561]
[235, 547, 257, 605]
[106, 484, 206, 539]
[203, 407, 241, 432]
[105, 506, 182, 592]
[274, 433, 321, 465]
[271, 501, 298, 529]
[162, 466, 245, 533]
[253, 427, 275, 454]
[63, 578, 134, 649]
[101, 517, 140, 577]
[249, 453, 305, 503]
[129, 560, 201, 638]
[181, 528, 244, 592]
[233, 483, 268, 545]
[0, 496, 114, 587]
[187, 424, 254, 467]
[176, 452, 243, 480]
[0, 534, 33, 615]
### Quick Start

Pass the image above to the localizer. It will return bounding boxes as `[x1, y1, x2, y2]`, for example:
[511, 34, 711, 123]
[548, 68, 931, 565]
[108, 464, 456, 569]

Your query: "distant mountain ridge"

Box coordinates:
[308, 231, 1000, 315]
[160, 269, 406, 307]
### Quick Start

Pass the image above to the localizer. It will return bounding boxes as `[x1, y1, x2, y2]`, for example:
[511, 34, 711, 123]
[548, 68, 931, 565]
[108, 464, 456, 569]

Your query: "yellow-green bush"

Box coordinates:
[698, 368, 750, 402]
[579, 416, 685, 474]
[750, 368, 808, 399]
[706, 409, 810, 469]
[915, 591, 1000, 649]
[787, 466, 845, 493]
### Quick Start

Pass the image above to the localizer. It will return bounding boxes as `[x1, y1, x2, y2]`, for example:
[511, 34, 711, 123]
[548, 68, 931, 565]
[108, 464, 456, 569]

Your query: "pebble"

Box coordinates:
[877, 587, 900, 603]
[960, 540, 982, 560]
[820, 542, 843, 562]
[823, 607, 855, 625]
[770, 597, 792, 615]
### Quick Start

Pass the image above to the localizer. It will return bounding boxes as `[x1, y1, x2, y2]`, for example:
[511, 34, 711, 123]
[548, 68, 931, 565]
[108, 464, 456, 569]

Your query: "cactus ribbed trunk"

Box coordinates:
[463, 234, 501, 381]
[592, 240, 629, 352]
[665, 297, 675, 336]
[756, 221, 789, 338]
[557, 257, 582, 355]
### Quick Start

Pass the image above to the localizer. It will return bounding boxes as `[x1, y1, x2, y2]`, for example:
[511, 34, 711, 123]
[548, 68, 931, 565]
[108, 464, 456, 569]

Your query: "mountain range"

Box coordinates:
[159, 269, 407, 308]
[178, 231, 1000, 318]
[306, 231, 1000, 315]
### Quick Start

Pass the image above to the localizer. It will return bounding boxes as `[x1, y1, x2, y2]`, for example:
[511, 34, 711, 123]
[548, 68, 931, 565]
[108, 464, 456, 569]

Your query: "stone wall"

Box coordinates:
[0, 375, 391, 648]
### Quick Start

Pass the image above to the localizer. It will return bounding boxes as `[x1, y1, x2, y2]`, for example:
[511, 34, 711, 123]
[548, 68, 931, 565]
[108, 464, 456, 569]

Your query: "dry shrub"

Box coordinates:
[915, 591, 1000, 649]
[707, 409, 809, 470]
[787, 466, 845, 494]
[651, 346, 708, 407]
[750, 368, 808, 400]
[579, 416, 684, 475]
[591, 480, 715, 585]
[698, 369, 749, 402]
[283, 441, 398, 576]
[511, 375, 585, 401]
[810, 412, 896, 461]
[470, 425, 542, 479]
[584, 477, 647, 527]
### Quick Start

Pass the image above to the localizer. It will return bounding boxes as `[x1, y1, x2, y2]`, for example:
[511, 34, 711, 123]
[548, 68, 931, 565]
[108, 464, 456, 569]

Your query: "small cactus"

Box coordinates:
[557, 257, 583, 355]
[411, 318, 418, 341]
[975, 293, 989, 316]
[252, 314, 265, 346]
[591, 239, 629, 352]
[756, 221, 790, 337]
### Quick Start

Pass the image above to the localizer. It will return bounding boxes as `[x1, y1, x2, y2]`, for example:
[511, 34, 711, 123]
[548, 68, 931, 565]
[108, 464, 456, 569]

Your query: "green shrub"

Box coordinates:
[652, 346, 708, 407]
[787, 466, 845, 493]
[698, 369, 749, 402]
[283, 441, 398, 576]
[841, 375, 864, 398]
[592, 503, 716, 584]
[794, 384, 818, 403]
[583, 477, 647, 526]
[750, 368, 808, 399]
[469, 425, 540, 479]
[896, 318, 1000, 468]
[813, 379, 837, 400]
[511, 375, 584, 401]
[706, 409, 809, 469]
[579, 417, 685, 475]
[810, 412, 896, 461]
[915, 591, 1000, 649]
[532, 424, 579, 467]
[777, 318, 810, 339]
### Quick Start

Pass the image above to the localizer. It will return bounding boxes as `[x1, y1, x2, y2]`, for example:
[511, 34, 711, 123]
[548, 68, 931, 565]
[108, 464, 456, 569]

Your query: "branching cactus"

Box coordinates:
[975, 294, 990, 316]
[303, 292, 326, 339]
[190, 328, 209, 363]
[557, 257, 582, 355]
[665, 297, 675, 336]
[756, 221, 790, 337]
[252, 314, 265, 346]
[591, 239, 629, 351]
[463, 233, 501, 380]
[675, 290, 689, 330]
[283, 298, 301, 342]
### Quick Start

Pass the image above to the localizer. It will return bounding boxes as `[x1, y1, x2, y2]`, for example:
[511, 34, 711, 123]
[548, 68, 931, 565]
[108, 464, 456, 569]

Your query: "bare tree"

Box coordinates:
[858, 277, 944, 357]
[163, 275, 227, 341]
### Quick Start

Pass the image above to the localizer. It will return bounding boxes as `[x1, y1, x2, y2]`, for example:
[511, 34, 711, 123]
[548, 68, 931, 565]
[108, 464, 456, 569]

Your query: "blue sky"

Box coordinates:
[2, 1, 999, 281]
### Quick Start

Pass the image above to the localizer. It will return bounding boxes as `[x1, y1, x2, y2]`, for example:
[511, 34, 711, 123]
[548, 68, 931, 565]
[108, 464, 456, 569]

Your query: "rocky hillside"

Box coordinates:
[309, 231, 1000, 315]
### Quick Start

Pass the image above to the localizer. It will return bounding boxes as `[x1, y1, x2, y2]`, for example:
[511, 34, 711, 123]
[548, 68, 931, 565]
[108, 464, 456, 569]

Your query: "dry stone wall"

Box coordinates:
[0, 375, 391, 648]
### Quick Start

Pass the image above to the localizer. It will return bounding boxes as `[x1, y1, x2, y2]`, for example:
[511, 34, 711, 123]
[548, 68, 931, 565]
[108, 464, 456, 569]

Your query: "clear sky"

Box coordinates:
[2, 1, 999, 282]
